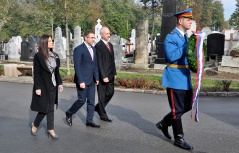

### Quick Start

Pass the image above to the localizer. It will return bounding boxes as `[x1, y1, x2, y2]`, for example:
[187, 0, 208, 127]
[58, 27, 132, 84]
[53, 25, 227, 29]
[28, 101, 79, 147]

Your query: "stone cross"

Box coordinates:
[125, 39, 133, 55]
[95, 19, 102, 43]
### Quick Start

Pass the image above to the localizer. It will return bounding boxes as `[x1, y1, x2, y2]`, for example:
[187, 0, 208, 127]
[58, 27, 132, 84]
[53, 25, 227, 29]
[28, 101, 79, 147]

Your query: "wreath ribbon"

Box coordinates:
[191, 31, 206, 122]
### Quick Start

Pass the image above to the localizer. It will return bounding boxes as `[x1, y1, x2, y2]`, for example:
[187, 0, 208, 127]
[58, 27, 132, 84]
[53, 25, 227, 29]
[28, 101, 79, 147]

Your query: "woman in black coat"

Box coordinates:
[30, 34, 63, 139]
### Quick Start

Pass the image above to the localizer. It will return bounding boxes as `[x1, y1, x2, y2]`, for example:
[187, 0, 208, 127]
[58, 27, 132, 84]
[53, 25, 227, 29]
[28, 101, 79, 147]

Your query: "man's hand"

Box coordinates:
[96, 81, 99, 85]
[103, 77, 109, 83]
[58, 85, 63, 92]
[35, 89, 41, 96]
[80, 82, 85, 89]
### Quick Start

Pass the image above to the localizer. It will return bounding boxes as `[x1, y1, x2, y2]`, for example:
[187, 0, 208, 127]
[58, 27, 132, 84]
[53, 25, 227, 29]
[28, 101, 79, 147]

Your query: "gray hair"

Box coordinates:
[100, 27, 109, 34]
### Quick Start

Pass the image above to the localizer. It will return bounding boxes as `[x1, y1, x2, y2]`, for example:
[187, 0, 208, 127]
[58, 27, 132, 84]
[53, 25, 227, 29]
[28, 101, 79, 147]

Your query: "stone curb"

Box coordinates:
[1, 77, 239, 97]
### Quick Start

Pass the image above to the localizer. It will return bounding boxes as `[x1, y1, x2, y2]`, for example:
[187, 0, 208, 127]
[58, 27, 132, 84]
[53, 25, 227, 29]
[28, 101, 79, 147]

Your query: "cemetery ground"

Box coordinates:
[0, 82, 238, 153]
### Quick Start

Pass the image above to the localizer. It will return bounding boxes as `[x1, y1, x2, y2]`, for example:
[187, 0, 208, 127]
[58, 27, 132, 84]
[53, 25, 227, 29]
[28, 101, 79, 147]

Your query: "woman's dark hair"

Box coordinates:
[38, 34, 53, 60]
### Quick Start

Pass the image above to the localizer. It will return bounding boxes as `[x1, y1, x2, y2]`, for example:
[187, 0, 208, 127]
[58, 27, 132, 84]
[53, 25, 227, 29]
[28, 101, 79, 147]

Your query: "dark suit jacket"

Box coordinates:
[73, 43, 99, 85]
[95, 40, 116, 81]
[30, 52, 62, 113]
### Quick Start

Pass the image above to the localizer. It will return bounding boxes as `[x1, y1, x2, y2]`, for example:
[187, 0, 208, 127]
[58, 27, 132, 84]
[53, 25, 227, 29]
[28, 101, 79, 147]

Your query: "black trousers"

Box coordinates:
[95, 80, 114, 118]
[34, 86, 56, 130]
[162, 88, 193, 126]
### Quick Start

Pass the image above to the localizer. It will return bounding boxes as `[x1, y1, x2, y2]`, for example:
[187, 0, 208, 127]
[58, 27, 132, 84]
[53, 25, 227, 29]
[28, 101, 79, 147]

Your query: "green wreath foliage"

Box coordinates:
[186, 34, 207, 73]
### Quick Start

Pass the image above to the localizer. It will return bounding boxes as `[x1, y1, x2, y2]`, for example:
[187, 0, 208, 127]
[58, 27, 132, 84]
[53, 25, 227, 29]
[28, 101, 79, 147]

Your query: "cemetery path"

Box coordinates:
[0, 82, 238, 153]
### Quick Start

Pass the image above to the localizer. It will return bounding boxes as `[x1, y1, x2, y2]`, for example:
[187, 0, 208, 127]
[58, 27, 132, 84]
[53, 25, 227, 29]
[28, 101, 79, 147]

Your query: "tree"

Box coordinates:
[211, 0, 224, 31]
[229, 0, 239, 28]
[139, 0, 162, 52]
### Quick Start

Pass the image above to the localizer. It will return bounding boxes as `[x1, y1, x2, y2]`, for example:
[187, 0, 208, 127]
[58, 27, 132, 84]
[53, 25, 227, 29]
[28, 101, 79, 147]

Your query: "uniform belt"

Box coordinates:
[167, 63, 189, 69]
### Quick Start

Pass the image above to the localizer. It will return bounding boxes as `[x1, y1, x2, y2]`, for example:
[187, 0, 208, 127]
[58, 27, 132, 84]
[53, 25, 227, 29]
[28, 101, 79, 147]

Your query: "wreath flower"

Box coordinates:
[186, 34, 207, 73]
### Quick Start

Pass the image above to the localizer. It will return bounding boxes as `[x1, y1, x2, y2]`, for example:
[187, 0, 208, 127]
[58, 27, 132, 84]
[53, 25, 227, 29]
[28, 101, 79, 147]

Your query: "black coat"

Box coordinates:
[30, 52, 62, 113]
[95, 40, 116, 81]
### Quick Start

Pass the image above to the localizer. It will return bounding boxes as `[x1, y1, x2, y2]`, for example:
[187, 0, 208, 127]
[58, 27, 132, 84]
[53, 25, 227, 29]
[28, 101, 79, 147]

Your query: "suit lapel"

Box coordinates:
[100, 40, 112, 54]
[83, 43, 94, 62]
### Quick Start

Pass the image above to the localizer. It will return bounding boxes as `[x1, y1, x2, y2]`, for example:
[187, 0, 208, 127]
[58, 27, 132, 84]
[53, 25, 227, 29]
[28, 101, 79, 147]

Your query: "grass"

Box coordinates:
[0, 65, 3, 70]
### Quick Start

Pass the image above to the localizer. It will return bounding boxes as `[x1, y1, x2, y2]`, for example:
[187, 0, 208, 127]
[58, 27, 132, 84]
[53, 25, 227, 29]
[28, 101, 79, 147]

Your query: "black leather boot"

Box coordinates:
[172, 119, 193, 150]
[156, 120, 172, 139]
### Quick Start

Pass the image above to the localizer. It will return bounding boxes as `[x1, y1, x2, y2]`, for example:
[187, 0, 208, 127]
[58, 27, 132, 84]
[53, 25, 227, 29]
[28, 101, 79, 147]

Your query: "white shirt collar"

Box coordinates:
[176, 27, 186, 36]
[84, 42, 91, 48]
[101, 39, 108, 44]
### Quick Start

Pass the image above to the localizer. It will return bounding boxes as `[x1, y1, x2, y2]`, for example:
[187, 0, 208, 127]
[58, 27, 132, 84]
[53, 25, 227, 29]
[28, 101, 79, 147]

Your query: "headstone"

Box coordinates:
[54, 27, 66, 61]
[95, 19, 102, 43]
[125, 39, 134, 56]
[134, 20, 148, 66]
[20, 39, 31, 61]
[148, 34, 151, 54]
[6, 37, 21, 61]
[202, 27, 212, 40]
[207, 33, 225, 62]
[73, 26, 82, 49]
[222, 28, 239, 55]
[28, 35, 39, 57]
[109, 35, 123, 67]
[120, 38, 127, 52]
[155, 0, 176, 64]
[129, 29, 136, 52]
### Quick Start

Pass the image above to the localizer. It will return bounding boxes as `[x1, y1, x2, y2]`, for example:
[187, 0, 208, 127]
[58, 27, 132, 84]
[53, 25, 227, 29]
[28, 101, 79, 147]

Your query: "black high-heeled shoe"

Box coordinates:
[31, 123, 37, 136]
[47, 131, 59, 139]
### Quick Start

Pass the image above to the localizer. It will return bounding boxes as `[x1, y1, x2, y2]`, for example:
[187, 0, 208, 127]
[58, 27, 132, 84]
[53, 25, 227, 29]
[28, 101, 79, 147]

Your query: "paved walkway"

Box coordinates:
[0, 82, 238, 153]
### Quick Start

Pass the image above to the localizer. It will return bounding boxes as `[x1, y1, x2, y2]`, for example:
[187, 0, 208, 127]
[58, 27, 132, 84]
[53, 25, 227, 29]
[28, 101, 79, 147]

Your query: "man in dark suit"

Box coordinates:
[95, 27, 116, 122]
[65, 30, 100, 128]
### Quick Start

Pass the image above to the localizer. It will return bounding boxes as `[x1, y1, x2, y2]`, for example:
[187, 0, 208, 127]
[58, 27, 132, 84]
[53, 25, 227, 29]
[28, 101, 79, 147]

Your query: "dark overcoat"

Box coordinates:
[95, 40, 116, 81]
[30, 52, 62, 113]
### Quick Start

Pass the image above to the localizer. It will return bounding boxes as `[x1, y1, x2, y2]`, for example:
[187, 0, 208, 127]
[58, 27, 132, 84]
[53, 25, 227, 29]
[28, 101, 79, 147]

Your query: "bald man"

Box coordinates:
[95, 27, 116, 122]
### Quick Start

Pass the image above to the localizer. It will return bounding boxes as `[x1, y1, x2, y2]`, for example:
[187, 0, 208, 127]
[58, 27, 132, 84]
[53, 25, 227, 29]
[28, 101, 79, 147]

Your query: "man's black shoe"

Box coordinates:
[100, 117, 112, 122]
[65, 112, 72, 126]
[156, 121, 172, 139]
[174, 135, 193, 150]
[86, 122, 100, 128]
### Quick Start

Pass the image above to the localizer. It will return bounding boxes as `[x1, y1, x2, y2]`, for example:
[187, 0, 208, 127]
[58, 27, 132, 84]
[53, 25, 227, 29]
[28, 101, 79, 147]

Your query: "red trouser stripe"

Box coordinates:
[170, 89, 176, 119]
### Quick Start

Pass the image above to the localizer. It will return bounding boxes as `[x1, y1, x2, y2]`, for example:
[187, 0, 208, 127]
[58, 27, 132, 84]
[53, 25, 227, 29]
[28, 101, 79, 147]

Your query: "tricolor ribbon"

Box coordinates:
[191, 31, 206, 122]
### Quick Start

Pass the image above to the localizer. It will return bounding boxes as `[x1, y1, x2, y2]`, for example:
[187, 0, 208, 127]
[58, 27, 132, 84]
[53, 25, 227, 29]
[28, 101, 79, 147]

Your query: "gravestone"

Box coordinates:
[54, 27, 66, 61]
[74, 26, 82, 49]
[129, 29, 136, 52]
[148, 34, 151, 54]
[155, 0, 176, 64]
[223, 28, 239, 55]
[207, 33, 225, 62]
[134, 20, 148, 67]
[28, 35, 39, 57]
[6, 37, 21, 61]
[95, 19, 102, 43]
[109, 35, 123, 67]
[202, 27, 212, 40]
[20, 39, 31, 61]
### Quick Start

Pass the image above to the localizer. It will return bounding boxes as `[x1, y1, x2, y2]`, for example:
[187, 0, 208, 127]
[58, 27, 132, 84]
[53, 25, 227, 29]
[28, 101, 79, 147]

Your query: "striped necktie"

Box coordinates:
[106, 43, 111, 52]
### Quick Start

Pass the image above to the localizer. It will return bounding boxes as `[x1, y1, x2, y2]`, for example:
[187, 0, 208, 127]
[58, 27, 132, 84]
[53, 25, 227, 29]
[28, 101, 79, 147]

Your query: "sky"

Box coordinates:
[221, 0, 237, 20]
